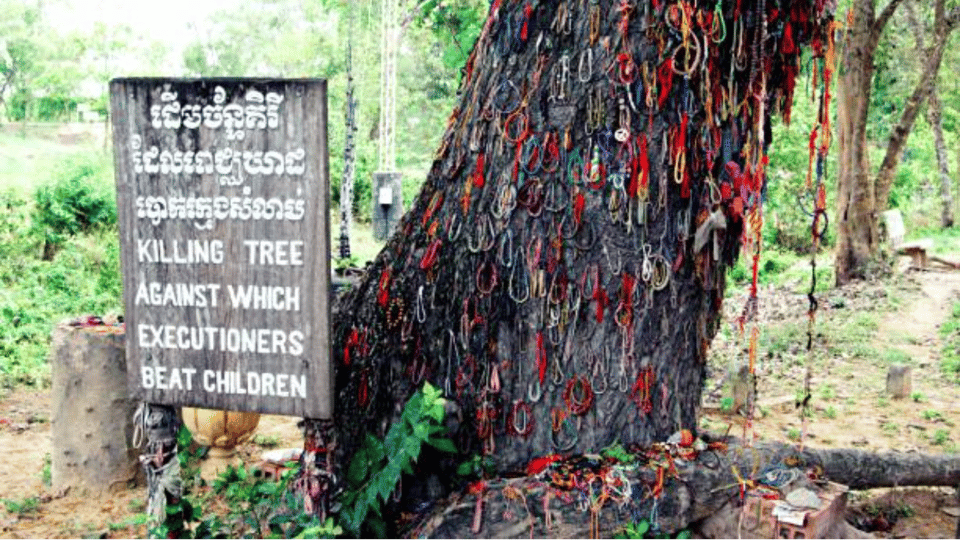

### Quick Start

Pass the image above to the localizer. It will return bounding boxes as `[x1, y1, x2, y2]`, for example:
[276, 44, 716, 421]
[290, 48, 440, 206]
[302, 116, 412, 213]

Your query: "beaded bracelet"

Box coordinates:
[564, 375, 594, 416]
[508, 400, 534, 437]
[385, 297, 405, 329]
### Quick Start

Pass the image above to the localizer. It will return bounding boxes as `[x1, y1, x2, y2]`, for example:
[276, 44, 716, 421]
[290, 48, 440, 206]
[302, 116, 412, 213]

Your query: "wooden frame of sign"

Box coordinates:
[111, 78, 332, 419]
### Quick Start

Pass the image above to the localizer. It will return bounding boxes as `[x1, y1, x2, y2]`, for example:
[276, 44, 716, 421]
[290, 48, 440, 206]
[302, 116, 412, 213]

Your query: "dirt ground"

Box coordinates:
[0, 266, 958, 538]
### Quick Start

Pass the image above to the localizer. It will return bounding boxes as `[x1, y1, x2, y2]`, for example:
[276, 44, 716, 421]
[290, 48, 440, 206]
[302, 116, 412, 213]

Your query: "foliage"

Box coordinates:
[765, 61, 837, 254]
[252, 433, 282, 448]
[600, 443, 636, 464]
[414, 0, 488, 74]
[153, 384, 452, 539]
[455, 453, 497, 480]
[155, 426, 340, 539]
[2, 496, 40, 517]
[938, 302, 960, 382]
[0, 216, 122, 389]
[41, 453, 51, 487]
[614, 519, 691, 539]
[340, 381, 456, 537]
[0, 152, 121, 389]
[31, 153, 116, 255]
[931, 429, 951, 446]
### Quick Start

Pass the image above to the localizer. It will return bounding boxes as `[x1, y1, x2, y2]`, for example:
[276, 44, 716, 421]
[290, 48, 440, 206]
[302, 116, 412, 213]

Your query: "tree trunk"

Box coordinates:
[835, 0, 883, 284]
[413, 440, 960, 538]
[339, 13, 358, 261]
[838, 0, 960, 281]
[327, 0, 833, 523]
[927, 89, 954, 227]
[874, 1, 960, 211]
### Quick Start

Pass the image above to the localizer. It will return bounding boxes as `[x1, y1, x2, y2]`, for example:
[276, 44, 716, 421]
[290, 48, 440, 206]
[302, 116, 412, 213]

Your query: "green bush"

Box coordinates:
[31, 153, 116, 256]
[939, 302, 960, 382]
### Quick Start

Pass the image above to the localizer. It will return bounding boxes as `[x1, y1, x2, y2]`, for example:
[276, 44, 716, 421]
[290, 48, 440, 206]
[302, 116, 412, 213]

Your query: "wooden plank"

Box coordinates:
[110, 78, 332, 419]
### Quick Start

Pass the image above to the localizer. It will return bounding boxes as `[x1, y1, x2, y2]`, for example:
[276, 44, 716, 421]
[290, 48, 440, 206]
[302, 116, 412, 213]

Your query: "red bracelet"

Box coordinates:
[563, 375, 594, 416]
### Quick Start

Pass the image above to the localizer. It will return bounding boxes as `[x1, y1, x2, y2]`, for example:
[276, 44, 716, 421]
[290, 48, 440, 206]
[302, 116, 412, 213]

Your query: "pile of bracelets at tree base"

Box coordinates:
[329, 0, 835, 528]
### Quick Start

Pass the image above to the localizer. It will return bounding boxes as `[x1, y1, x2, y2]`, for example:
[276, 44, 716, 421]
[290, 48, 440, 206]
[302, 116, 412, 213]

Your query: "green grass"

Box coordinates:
[332, 211, 384, 266]
[762, 321, 806, 356]
[2, 496, 40, 517]
[932, 429, 951, 446]
[910, 225, 960, 254]
[823, 405, 837, 419]
[252, 434, 281, 448]
[879, 348, 911, 365]
[0, 129, 101, 194]
[817, 384, 836, 401]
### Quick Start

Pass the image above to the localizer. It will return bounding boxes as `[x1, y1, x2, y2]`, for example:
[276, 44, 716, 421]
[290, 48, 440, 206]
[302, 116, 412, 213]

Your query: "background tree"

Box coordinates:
[904, 0, 956, 228]
[835, 0, 960, 283]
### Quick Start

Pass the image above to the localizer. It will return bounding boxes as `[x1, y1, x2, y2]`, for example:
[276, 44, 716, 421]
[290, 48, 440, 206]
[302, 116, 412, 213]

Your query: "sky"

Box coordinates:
[45, 0, 241, 42]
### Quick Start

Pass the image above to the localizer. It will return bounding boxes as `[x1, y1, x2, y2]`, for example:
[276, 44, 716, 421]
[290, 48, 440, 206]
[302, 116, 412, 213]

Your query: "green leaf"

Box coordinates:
[413, 421, 429, 441]
[346, 447, 369, 487]
[637, 520, 650, 536]
[427, 437, 457, 453]
[375, 472, 395, 502]
[456, 460, 476, 476]
[365, 434, 386, 463]
[404, 436, 422, 462]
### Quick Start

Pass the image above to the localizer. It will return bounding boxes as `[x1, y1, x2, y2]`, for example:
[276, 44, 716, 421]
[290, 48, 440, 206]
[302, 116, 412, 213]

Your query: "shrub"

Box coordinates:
[31, 153, 116, 258]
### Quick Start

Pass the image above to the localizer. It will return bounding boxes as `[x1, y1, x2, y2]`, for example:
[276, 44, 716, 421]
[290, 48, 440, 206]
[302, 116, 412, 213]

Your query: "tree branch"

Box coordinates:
[871, 0, 908, 47]
[904, 0, 924, 53]
[398, 0, 433, 40]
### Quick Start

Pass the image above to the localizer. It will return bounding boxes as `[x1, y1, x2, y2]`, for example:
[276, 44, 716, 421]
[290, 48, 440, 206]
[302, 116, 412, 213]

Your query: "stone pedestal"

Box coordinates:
[50, 321, 142, 493]
[886, 364, 912, 399]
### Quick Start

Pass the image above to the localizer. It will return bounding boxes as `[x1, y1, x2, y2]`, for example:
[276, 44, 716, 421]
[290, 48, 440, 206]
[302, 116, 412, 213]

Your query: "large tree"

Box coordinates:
[835, 0, 960, 283]
[321, 0, 833, 495]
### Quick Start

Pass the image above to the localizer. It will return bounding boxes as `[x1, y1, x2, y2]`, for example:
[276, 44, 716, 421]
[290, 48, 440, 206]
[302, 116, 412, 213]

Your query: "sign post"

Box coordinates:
[111, 78, 331, 528]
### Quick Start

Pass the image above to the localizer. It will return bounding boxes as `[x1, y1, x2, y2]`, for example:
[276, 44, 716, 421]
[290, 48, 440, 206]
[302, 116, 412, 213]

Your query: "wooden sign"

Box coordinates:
[110, 78, 332, 419]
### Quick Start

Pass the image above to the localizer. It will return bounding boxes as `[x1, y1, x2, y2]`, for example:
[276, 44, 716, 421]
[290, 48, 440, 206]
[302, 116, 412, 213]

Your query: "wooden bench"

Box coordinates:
[882, 210, 958, 270]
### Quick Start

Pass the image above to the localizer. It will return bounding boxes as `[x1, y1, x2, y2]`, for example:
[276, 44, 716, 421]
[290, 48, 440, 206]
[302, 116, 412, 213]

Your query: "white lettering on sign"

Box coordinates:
[140, 366, 197, 391]
[242, 240, 304, 266]
[137, 324, 304, 355]
[134, 282, 222, 307]
[196, 369, 307, 398]
[147, 86, 284, 133]
[227, 285, 300, 311]
[137, 239, 224, 264]
[135, 195, 306, 228]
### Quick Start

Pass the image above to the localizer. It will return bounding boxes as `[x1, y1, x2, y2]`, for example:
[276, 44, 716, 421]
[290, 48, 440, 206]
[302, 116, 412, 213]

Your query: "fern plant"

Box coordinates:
[339, 382, 456, 537]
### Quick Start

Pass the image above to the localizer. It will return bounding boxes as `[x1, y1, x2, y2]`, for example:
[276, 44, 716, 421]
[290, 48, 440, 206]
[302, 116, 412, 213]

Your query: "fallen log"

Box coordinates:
[409, 438, 960, 538]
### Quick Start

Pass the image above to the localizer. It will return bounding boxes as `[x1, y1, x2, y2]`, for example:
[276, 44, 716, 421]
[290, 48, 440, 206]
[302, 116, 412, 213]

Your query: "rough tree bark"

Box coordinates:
[836, 0, 960, 283]
[834, 0, 903, 284]
[329, 0, 832, 525]
[927, 90, 953, 227]
[338, 6, 359, 260]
